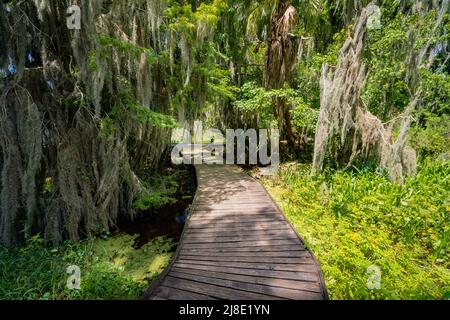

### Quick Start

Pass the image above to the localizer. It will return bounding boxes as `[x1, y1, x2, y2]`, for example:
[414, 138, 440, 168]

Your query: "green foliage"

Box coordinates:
[270, 86, 320, 135]
[234, 81, 319, 133]
[234, 81, 275, 127]
[165, 4, 196, 34]
[88, 50, 98, 72]
[421, 68, 450, 116]
[0, 234, 174, 300]
[195, 0, 228, 27]
[134, 172, 179, 211]
[4, 0, 449, 302]
[98, 35, 158, 64]
[88, 235, 174, 287]
[197, 61, 237, 100]
[292, 25, 349, 113]
[111, 93, 178, 129]
[362, 12, 411, 119]
[362, 8, 449, 119]
[163, 0, 232, 116]
[263, 159, 450, 299]
[312, 25, 350, 67]
[165, 0, 227, 32]
[410, 115, 450, 158]
[290, 97, 319, 135]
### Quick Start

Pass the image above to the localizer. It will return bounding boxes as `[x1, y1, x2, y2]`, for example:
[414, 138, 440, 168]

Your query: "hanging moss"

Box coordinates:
[0, 0, 230, 246]
[311, 2, 448, 184]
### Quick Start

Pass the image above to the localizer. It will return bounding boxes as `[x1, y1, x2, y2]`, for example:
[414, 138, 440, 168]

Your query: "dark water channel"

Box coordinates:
[117, 162, 197, 250]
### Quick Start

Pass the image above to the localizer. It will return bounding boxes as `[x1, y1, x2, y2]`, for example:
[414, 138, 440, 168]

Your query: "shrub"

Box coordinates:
[410, 115, 450, 158]
[263, 159, 450, 299]
[0, 234, 174, 300]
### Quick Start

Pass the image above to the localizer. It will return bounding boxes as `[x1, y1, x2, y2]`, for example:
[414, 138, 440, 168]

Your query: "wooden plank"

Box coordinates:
[182, 239, 300, 249]
[182, 233, 298, 244]
[193, 205, 278, 211]
[153, 285, 216, 300]
[196, 195, 264, 199]
[180, 245, 305, 254]
[180, 249, 306, 257]
[173, 262, 319, 282]
[188, 216, 285, 223]
[187, 220, 285, 226]
[192, 209, 280, 214]
[198, 181, 263, 185]
[177, 259, 316, 271]
[149, 296, 168, 300]
[185, 230, 291, 238]
[185, 227, 290, 236]
[194, 201, 276, 206]
[194, 203, 274, 207]
[197, 191, 267, 196]
[163, 276, 283, 300]
[188, 216, 284, 222]
[169, 271, 323, 300]
[198, 185, 264, 189]
[196, 192, 267, 196]
[191, 210, 279, 217]
[188, 221, 290, 230]
[190, 211, 282, 218]
[172, 267, 322, 292]
[178, 254, 313, 264]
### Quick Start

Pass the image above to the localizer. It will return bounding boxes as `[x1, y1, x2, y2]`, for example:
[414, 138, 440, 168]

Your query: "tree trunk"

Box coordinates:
[265, 0, 300, 153]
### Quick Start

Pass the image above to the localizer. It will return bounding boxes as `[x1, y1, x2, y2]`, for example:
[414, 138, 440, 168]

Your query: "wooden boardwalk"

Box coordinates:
[144, 165, 328, 300]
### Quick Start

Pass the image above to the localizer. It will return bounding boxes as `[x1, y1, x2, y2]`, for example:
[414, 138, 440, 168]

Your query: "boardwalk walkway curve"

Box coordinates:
[144, 164, 328, 300]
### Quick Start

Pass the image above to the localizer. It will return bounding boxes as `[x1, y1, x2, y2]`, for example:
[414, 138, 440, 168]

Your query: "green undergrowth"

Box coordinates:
[134, 171, 180, 211]
[262, 159, 450, 300]
[0, 234, 174, 300]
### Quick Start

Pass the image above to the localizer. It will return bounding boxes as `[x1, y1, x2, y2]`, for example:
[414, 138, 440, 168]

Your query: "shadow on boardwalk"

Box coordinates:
[143, 164, 328, 300]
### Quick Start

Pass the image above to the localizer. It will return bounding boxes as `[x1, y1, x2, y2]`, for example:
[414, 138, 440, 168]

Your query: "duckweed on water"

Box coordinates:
[0, 234, 174, 300]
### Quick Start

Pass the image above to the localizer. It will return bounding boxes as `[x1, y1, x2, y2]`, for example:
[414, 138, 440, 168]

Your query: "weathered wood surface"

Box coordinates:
[144, 165, 328, 300]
